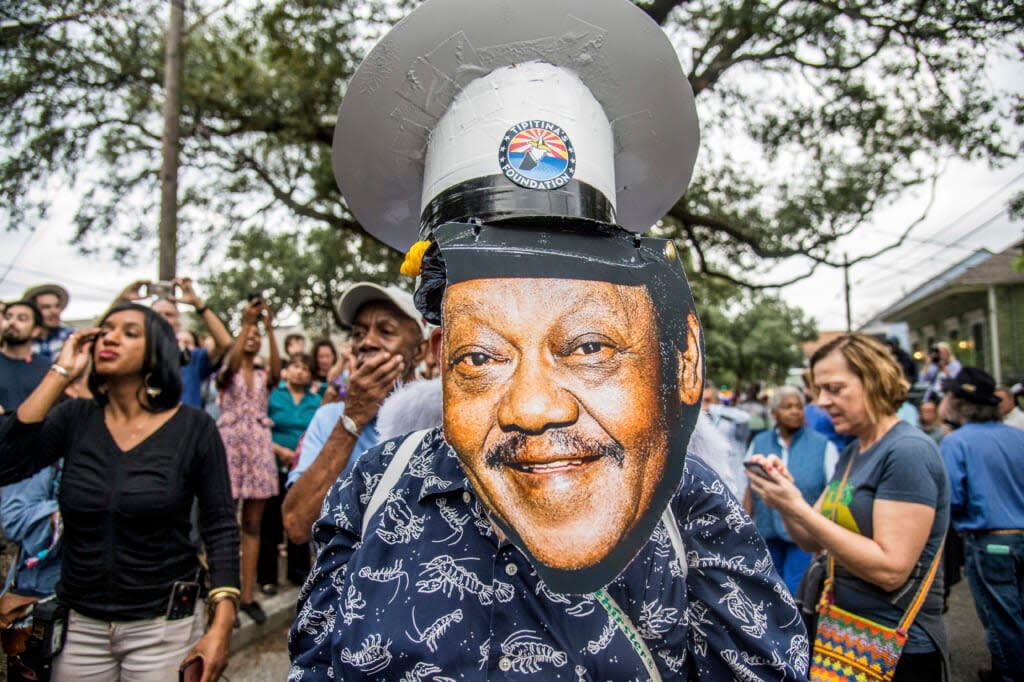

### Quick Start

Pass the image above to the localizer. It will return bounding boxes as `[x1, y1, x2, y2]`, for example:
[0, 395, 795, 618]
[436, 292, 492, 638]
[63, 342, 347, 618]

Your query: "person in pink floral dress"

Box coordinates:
[216, 298, 280, 624]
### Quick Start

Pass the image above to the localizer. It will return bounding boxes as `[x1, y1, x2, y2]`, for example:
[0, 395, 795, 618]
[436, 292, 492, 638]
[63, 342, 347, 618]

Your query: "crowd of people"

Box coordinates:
[0, 275, 450, 680]
[2, 0, 1023, 678]
[1, 269, 1021, 681]
[703, 337, 1024, 681]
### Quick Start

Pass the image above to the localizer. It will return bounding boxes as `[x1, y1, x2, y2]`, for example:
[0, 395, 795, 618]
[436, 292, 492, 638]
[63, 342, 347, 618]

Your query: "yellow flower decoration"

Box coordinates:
[400, 240, 431, 278]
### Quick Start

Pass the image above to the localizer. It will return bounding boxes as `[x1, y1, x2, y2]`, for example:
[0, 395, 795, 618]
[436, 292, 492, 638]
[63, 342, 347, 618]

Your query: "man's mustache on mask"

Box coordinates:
[485, 431, 626, 469]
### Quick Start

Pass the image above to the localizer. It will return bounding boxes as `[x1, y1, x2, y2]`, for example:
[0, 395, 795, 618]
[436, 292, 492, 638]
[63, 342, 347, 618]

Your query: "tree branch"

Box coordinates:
[680, 224, 824, 288]
[844, 171, 939, 266]
[236, 151, 357, 233]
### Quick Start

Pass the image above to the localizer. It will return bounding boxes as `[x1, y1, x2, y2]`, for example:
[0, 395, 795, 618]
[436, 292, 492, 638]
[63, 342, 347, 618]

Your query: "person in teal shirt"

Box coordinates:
[259, 353, 321, 591]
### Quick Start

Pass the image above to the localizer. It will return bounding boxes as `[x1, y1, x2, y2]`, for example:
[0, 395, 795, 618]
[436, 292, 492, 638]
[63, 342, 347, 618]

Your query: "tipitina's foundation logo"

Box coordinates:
[498, 120, 576, 190]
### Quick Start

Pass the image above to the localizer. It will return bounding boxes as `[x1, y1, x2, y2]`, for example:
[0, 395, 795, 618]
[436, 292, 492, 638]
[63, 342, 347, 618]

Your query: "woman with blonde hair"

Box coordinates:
[748, 333, 950, 680]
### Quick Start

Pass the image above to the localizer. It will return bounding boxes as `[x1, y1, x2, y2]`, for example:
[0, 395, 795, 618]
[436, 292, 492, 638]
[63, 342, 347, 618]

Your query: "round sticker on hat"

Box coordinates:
[498, 121, 577, 190]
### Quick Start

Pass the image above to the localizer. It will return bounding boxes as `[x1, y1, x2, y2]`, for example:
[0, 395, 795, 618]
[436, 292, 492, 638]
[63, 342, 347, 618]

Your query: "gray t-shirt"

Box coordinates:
[822, 421, 949, 654]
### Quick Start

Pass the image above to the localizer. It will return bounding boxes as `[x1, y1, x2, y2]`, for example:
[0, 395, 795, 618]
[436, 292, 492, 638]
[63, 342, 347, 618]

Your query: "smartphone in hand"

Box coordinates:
[743, 460, 772, 480]
[179, 657, 203, 682]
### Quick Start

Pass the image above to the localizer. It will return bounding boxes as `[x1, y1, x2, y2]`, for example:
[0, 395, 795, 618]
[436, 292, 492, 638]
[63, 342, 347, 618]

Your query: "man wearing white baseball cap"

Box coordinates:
[281, 282, 429, 544]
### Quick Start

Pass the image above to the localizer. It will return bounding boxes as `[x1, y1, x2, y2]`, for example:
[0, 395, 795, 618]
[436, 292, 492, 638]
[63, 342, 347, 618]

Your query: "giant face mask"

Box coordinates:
[443, 278, 703, 571]
[331, 0, 702, 592]
[417, 222, 704, 591]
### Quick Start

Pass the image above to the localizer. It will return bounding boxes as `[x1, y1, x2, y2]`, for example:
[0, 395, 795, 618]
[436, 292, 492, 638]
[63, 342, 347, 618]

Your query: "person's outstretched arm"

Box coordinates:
[175, 277, 233, 364]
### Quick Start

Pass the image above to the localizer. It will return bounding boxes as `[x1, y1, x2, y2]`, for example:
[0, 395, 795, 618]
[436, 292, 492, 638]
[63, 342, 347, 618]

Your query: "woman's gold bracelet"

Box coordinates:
[206, 587, 241, 626]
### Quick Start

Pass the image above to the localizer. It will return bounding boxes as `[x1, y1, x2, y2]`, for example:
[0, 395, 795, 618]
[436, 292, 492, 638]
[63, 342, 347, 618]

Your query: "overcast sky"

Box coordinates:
[2, 152, 1022, 329]
[768, 157, 1024, 331]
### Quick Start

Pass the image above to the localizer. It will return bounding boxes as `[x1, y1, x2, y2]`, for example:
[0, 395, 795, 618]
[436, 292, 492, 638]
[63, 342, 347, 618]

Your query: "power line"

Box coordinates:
[848, 169, 1024, 282]
[911, 169, 1024, 243]
[0, 263, 123, 296]
[854, 205, 1015, 295]
[0, 232, 35, 287]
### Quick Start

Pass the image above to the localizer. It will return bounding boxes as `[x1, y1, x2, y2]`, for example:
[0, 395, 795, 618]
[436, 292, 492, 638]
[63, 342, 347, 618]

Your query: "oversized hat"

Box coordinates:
[333, 0, 699, 252]
[334, 0, 704, 595]
[21, 283, 69, 311]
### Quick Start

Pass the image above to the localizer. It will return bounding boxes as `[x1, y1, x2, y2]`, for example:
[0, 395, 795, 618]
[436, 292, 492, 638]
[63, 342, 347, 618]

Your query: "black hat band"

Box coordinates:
[419, 176, 615, 236]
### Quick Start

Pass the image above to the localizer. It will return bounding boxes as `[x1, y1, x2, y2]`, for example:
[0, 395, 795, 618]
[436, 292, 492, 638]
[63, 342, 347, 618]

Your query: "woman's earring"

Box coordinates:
[144, 373, 162, 399]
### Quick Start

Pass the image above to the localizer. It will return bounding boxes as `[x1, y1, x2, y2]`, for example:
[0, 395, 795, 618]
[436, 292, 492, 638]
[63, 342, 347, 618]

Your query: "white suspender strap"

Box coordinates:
[361, 429, 430, 536]
[595, 589, 663, 681]
[593, 508, 686, 680]
[661, 506, 687, 580]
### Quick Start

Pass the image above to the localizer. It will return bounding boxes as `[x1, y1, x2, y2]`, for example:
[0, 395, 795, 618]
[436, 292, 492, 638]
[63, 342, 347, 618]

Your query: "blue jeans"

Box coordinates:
[765, 538, 812, 596]
[964, 533, 1024, 682]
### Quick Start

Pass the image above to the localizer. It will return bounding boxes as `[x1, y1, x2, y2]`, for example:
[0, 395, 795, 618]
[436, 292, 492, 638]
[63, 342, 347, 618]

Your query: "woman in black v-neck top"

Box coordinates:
[0, 303, 239, 681]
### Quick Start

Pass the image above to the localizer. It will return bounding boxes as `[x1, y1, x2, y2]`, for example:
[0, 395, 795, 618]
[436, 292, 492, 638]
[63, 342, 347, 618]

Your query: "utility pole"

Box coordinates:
[158, 0, 185, 281]
[843, 252, 852, 332]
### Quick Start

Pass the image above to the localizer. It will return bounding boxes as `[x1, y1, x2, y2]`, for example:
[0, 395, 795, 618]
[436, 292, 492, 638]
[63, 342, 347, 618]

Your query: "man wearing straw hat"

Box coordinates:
[22, 283, 73, 363]
[290, 0, 807, 678]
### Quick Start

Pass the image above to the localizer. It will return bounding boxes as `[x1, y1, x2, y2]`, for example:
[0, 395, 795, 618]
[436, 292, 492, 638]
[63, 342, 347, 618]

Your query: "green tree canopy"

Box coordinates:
[2, 0, 1022, 323]
[701, 291, 818, 389]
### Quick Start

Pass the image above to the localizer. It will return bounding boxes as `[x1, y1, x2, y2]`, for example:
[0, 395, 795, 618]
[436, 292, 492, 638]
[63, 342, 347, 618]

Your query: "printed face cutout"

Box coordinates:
[441, 274, 703, 592]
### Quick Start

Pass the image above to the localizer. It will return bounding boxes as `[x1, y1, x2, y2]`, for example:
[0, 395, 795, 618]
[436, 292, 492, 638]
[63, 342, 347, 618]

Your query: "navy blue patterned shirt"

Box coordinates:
[289, 428, 808, 680]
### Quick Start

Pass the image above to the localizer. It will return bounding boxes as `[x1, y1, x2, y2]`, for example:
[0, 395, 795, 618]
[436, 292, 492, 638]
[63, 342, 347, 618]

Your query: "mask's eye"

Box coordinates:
[566, 336, 617, 360]
[450, 348, 502, 373]
[462, 352, 490, 367]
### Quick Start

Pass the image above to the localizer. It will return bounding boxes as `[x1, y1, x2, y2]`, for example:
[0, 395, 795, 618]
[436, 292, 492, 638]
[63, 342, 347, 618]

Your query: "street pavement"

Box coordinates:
[226, 576, 992, 681]
[228, 623, 292, 682]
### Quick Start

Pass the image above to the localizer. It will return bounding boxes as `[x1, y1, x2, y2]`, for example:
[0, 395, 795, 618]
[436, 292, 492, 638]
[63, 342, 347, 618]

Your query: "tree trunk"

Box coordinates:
[158, 0, 185, 281]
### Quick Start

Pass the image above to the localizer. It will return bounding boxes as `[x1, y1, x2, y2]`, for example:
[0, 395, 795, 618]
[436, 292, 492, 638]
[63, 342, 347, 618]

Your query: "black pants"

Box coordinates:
[257, 471, 312, 587]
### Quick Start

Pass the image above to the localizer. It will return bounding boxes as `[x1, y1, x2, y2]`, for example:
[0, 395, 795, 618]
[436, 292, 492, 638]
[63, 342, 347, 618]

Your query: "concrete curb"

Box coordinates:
[228, 586, 300, 655]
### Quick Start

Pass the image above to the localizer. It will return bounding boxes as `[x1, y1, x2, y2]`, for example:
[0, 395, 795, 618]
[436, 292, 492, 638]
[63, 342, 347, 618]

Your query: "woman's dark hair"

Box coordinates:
[89, 303, 182, 412]
[287, 352, 315, 376]
[311, 339, 337, 378]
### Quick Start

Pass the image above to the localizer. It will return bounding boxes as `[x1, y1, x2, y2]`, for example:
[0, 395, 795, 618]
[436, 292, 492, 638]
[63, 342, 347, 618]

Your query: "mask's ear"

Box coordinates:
[677, 311, 703, 406]
[429, 327, 443, 368]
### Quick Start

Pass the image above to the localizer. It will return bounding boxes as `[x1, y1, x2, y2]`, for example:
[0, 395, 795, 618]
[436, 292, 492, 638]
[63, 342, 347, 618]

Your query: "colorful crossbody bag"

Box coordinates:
[809, 454, 945, 682]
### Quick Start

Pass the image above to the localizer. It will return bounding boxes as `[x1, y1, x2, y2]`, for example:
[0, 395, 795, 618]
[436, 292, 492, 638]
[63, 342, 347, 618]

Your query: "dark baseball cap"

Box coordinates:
[943, 367, 1000, 406]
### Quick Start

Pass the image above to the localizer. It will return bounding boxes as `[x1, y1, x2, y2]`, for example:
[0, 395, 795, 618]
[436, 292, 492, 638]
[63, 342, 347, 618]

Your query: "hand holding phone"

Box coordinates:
[148, 280, 178, 300]
[179, 656, 203, 682]
[743, 460, 772, 480]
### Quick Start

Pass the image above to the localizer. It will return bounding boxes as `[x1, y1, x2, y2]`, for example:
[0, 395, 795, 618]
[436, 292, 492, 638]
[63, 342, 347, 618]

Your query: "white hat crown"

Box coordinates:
[422, 62, 616, 220]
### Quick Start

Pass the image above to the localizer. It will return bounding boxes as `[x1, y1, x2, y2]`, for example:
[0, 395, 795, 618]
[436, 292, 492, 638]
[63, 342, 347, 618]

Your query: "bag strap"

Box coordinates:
[595, 589, 663, 681]
[896, 535, 945, 635]
[361, 429, 430, 536]
[822, 453, 857, 602]
[592, 508, 687, 680]
[660, 506, 687, 580]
